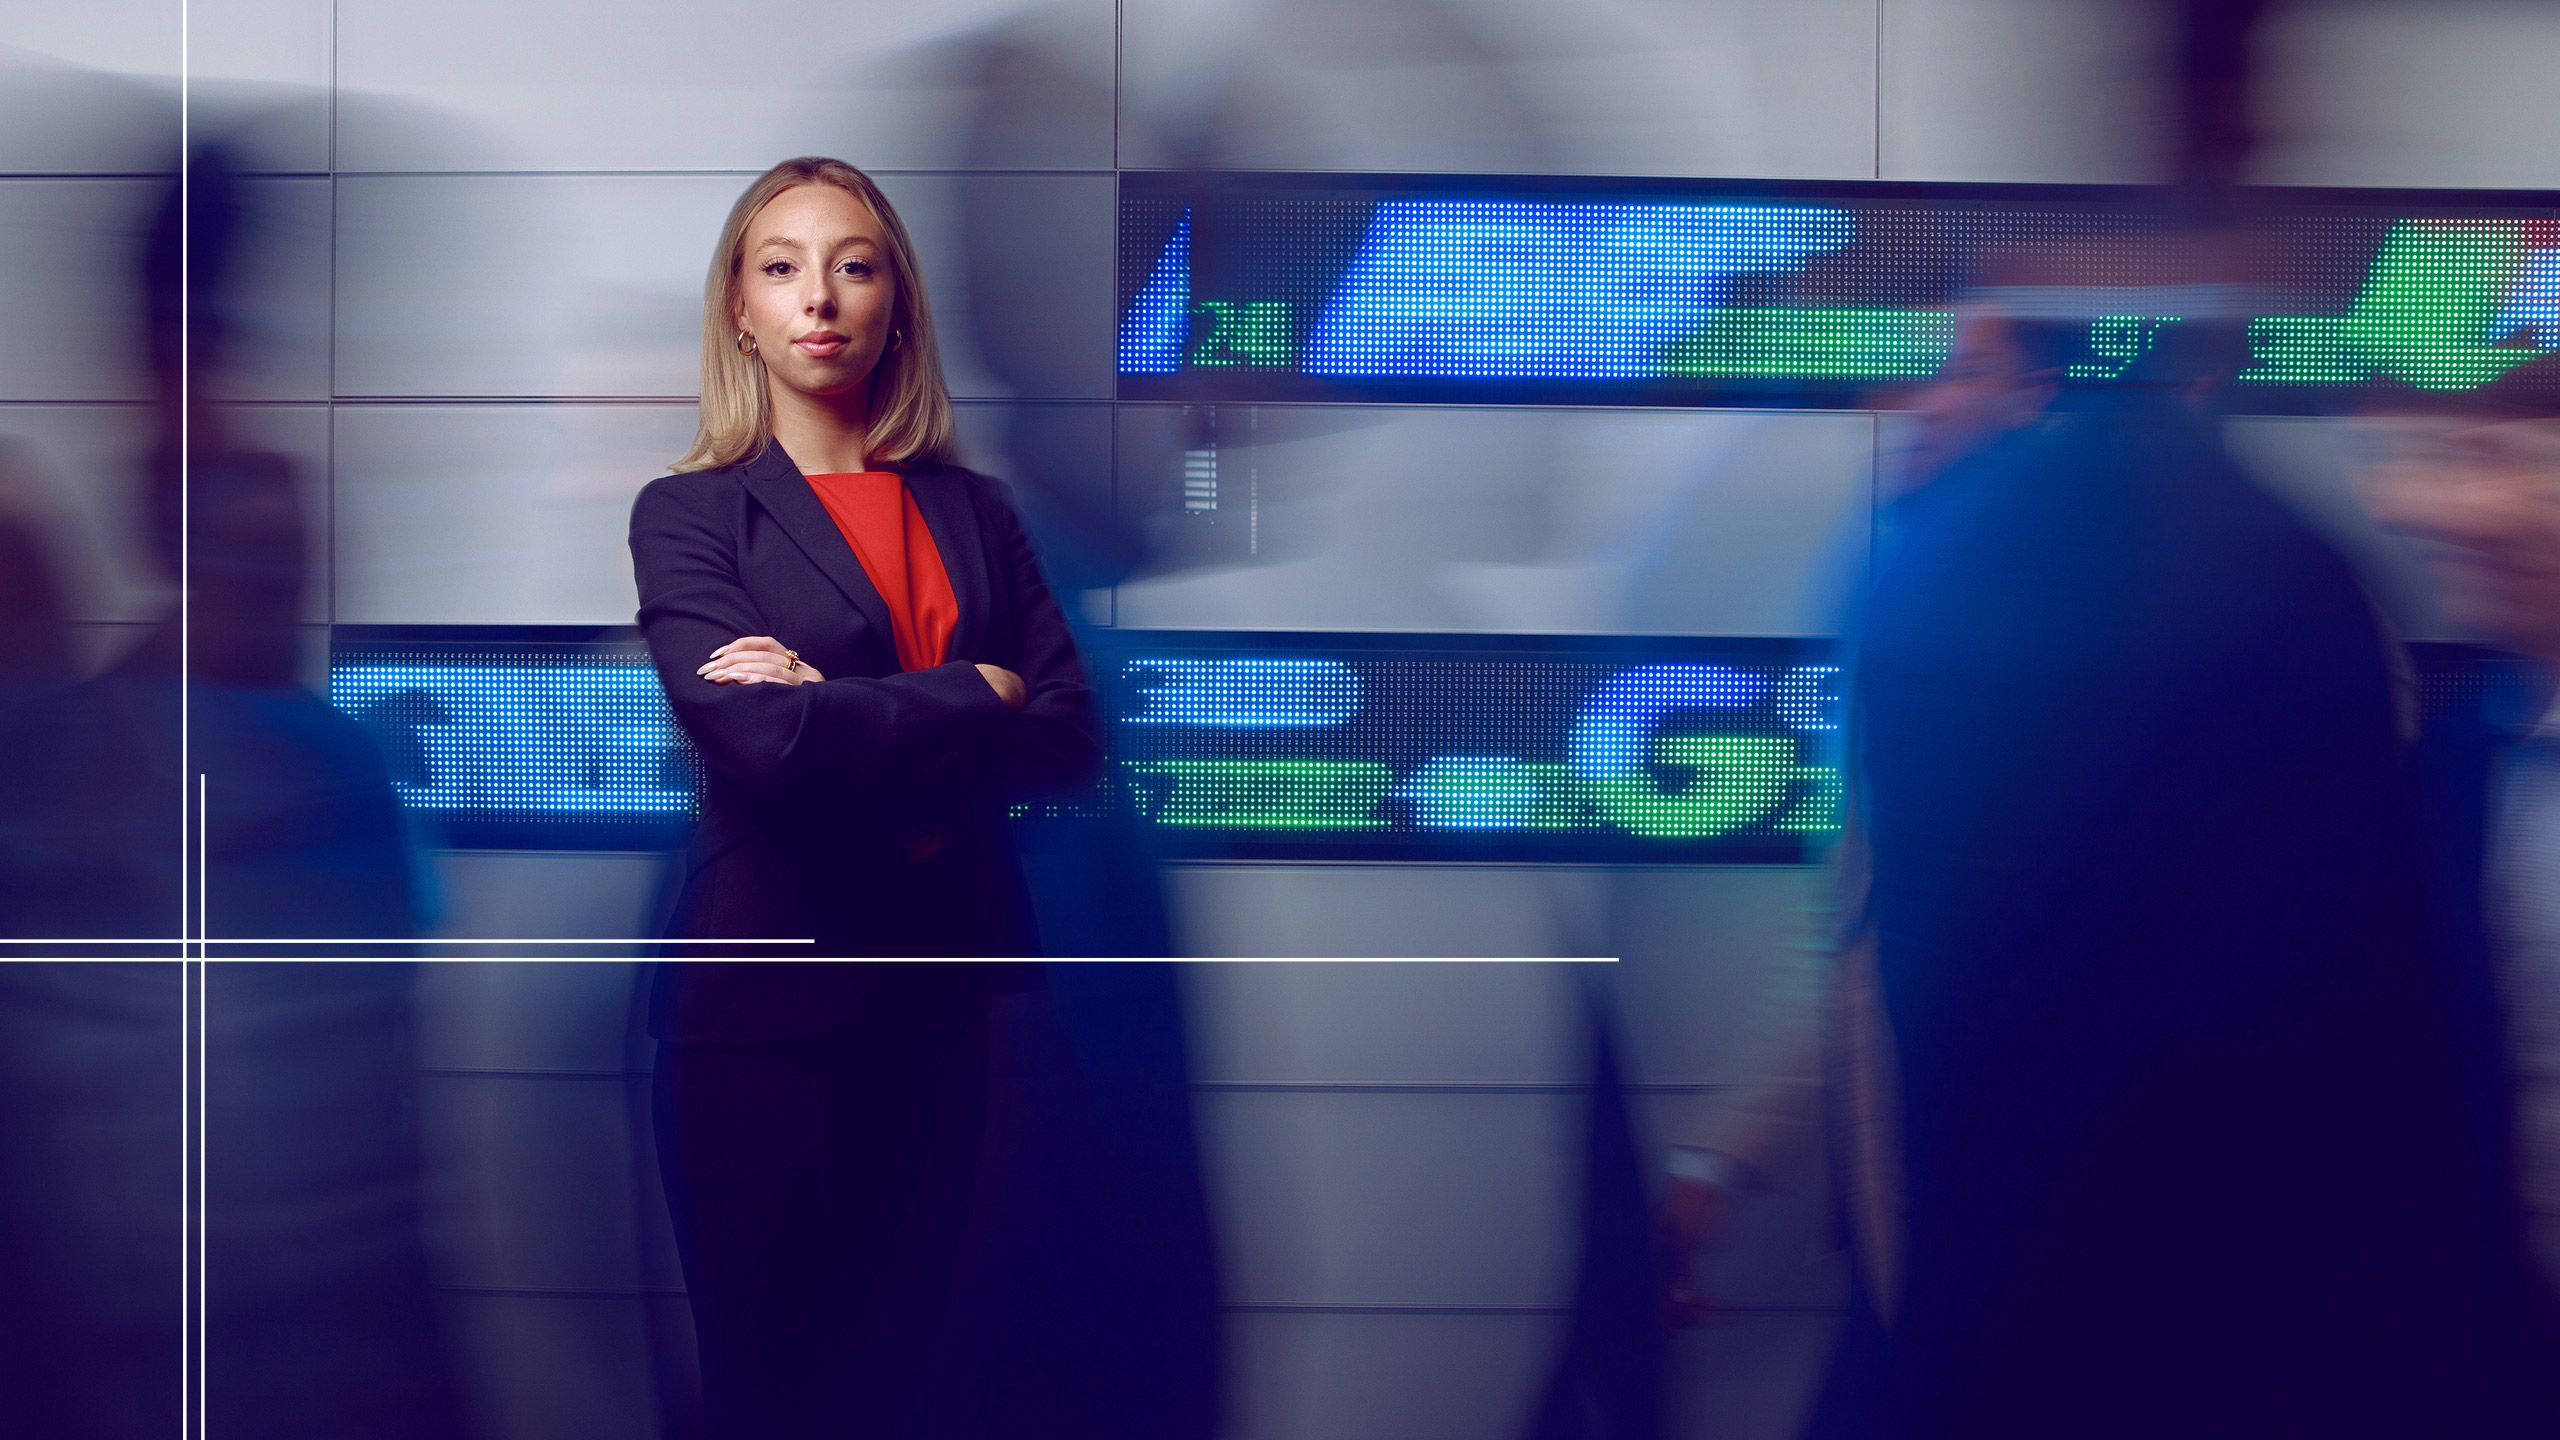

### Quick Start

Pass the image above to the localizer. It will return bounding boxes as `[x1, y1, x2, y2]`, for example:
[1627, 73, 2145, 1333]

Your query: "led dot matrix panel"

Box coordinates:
[1120, 174, 2560, 410]
[1057, 632, 1842, 862]
[333, 632, 2522, 859]
[329, 629, 1840, 860]
[331, 629, 703, 850]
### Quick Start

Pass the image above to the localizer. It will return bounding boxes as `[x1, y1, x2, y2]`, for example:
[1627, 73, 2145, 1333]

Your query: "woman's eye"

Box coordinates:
[762, 260, 794, 277]
[839, 260, 873, 277]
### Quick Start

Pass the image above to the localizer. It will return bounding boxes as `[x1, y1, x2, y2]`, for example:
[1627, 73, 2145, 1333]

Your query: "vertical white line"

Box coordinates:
[179, 954, 191, 1440]
[178, 0, 194, 1429]
[196, 774, 206, 1439]
[179, 0, 192, 948]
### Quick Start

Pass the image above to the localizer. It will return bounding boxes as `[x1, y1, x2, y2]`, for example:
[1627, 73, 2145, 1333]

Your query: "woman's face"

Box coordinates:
[733, 183, 897, 406]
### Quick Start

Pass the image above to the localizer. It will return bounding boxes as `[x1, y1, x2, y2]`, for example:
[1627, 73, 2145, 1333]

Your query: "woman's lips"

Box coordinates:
[794, 335, 848, 357]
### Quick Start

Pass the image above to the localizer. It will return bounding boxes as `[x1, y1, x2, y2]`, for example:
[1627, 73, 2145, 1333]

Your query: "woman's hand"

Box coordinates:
[699, 636, 824, 686]
[974, 663, 1028, 711]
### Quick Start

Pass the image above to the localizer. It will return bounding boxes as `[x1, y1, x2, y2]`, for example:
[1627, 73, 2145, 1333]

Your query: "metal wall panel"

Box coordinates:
[189, 0, 335, 174]
[330, 400, 1107, 623]
[2260, 0, 2560, 190]
[1202, 1090, 1579, 1308]
[1, 403, 175, 622]
[409, 946, 657, 1073]
[333, 172, 1114, 401]
[1119, 0, 1876, 178]
[1879, 0, 2170, 184]
[334, 0, 1116, 173]
[0, 180, 164, 402]
[330, 402, 693, 625]
[0, 12, 179, 176]
[1115, 407, 1871, 634]
[1221, 1311, 1565, 1440]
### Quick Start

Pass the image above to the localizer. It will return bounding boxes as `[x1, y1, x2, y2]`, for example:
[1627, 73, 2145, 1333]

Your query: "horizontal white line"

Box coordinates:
[328, 168, 1119, 180]
[17, 954, 1622, 965]
[193, 938, 815, 945]
[0, 937, 807, 946]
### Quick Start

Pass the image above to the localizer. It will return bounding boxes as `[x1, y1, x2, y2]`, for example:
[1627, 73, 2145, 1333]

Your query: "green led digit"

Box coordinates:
[1775, 764, 1843, 834]
[1663, 307, 1956, 380]
[1400, 758, 1595, 830]
[1189, 301, 1295, 368]
[1518, 762, 1593, 830]
[1591, 734, 1799, 839]
[2243, 219, 2536, 390]
[1124, 759, 1391, 829]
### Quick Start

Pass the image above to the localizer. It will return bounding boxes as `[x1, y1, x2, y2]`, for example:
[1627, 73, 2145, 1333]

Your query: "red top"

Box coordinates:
[802, 471, 958, 672]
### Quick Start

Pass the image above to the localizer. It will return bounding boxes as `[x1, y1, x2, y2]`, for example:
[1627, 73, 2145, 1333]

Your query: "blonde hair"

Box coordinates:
[671, 157, 958, 472]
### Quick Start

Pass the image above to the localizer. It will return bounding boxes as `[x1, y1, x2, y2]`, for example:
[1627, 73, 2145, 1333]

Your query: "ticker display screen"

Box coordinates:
[328, 629, 1841, 861]
[1118, 174, 2560, 409]
[330, 630, 2522, 859]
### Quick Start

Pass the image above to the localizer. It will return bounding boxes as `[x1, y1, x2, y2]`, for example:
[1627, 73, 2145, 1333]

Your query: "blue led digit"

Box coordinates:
[1400, 755, 1539, 829]
[1304, 201, 1853, 380]
[1569, 664, 1767, 776]
[1775, 664, 1842, 732]
[1117, 213, 1192, 376]
[331, 661, 693, 816]
[2492, 240, 2560, 347]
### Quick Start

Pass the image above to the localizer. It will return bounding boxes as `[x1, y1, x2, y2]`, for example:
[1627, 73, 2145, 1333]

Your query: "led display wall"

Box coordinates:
[333, 631, 2523, 858]
[330, 629, 1840, 860]
[1045, 632, 1840, 862]
[1119, 175, 2560, 409]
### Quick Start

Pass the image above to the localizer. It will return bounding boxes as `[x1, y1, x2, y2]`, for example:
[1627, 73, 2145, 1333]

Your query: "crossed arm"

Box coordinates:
[628, 476, 1104, 798]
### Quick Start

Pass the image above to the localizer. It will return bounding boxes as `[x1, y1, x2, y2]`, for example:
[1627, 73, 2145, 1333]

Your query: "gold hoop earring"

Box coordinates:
[736, 329, 758, 357]
[889, 328, 904, 353]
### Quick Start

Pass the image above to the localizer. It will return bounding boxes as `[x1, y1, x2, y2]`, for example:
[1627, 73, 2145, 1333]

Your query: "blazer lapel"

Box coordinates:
[897, 460, 991, 660]
[739, 440, 897, 648]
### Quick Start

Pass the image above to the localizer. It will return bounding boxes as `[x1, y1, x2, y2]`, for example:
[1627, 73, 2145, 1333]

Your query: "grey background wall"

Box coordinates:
[3, 1, 2552, 1435]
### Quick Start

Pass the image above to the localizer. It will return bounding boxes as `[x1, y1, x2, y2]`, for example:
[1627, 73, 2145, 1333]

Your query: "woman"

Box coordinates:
[627, 156, 1102, 1438]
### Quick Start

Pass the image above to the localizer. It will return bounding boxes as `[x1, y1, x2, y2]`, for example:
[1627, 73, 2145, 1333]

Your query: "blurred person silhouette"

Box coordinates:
[1639, 316, 2025, 1410]
[0, 56, 183, 1436]
[1812, 253, 2520, 1437]
[1654, 7, 2534, 1432]
[0, 378, 182, 1440]
[628, 156, 1104, 1439]
[173, 138, 460, 1440]
[0, 131, 459, 1439]
[909, 20, 1228, 1434]
[2356, 355, 2560, 1422]
[1644, 305, 2036, 1341]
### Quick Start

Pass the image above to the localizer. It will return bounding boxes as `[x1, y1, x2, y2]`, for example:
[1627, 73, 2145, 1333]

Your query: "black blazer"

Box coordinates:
[628, 438, 1104, 1044]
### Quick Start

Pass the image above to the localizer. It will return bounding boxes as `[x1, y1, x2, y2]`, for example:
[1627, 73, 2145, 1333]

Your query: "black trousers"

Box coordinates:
[653, 978, 992, 1439]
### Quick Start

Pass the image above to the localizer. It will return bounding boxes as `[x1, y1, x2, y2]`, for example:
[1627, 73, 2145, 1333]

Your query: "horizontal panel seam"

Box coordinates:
[416, 1068, 1747, 1094]
[425, 1284, 1842, 1318]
